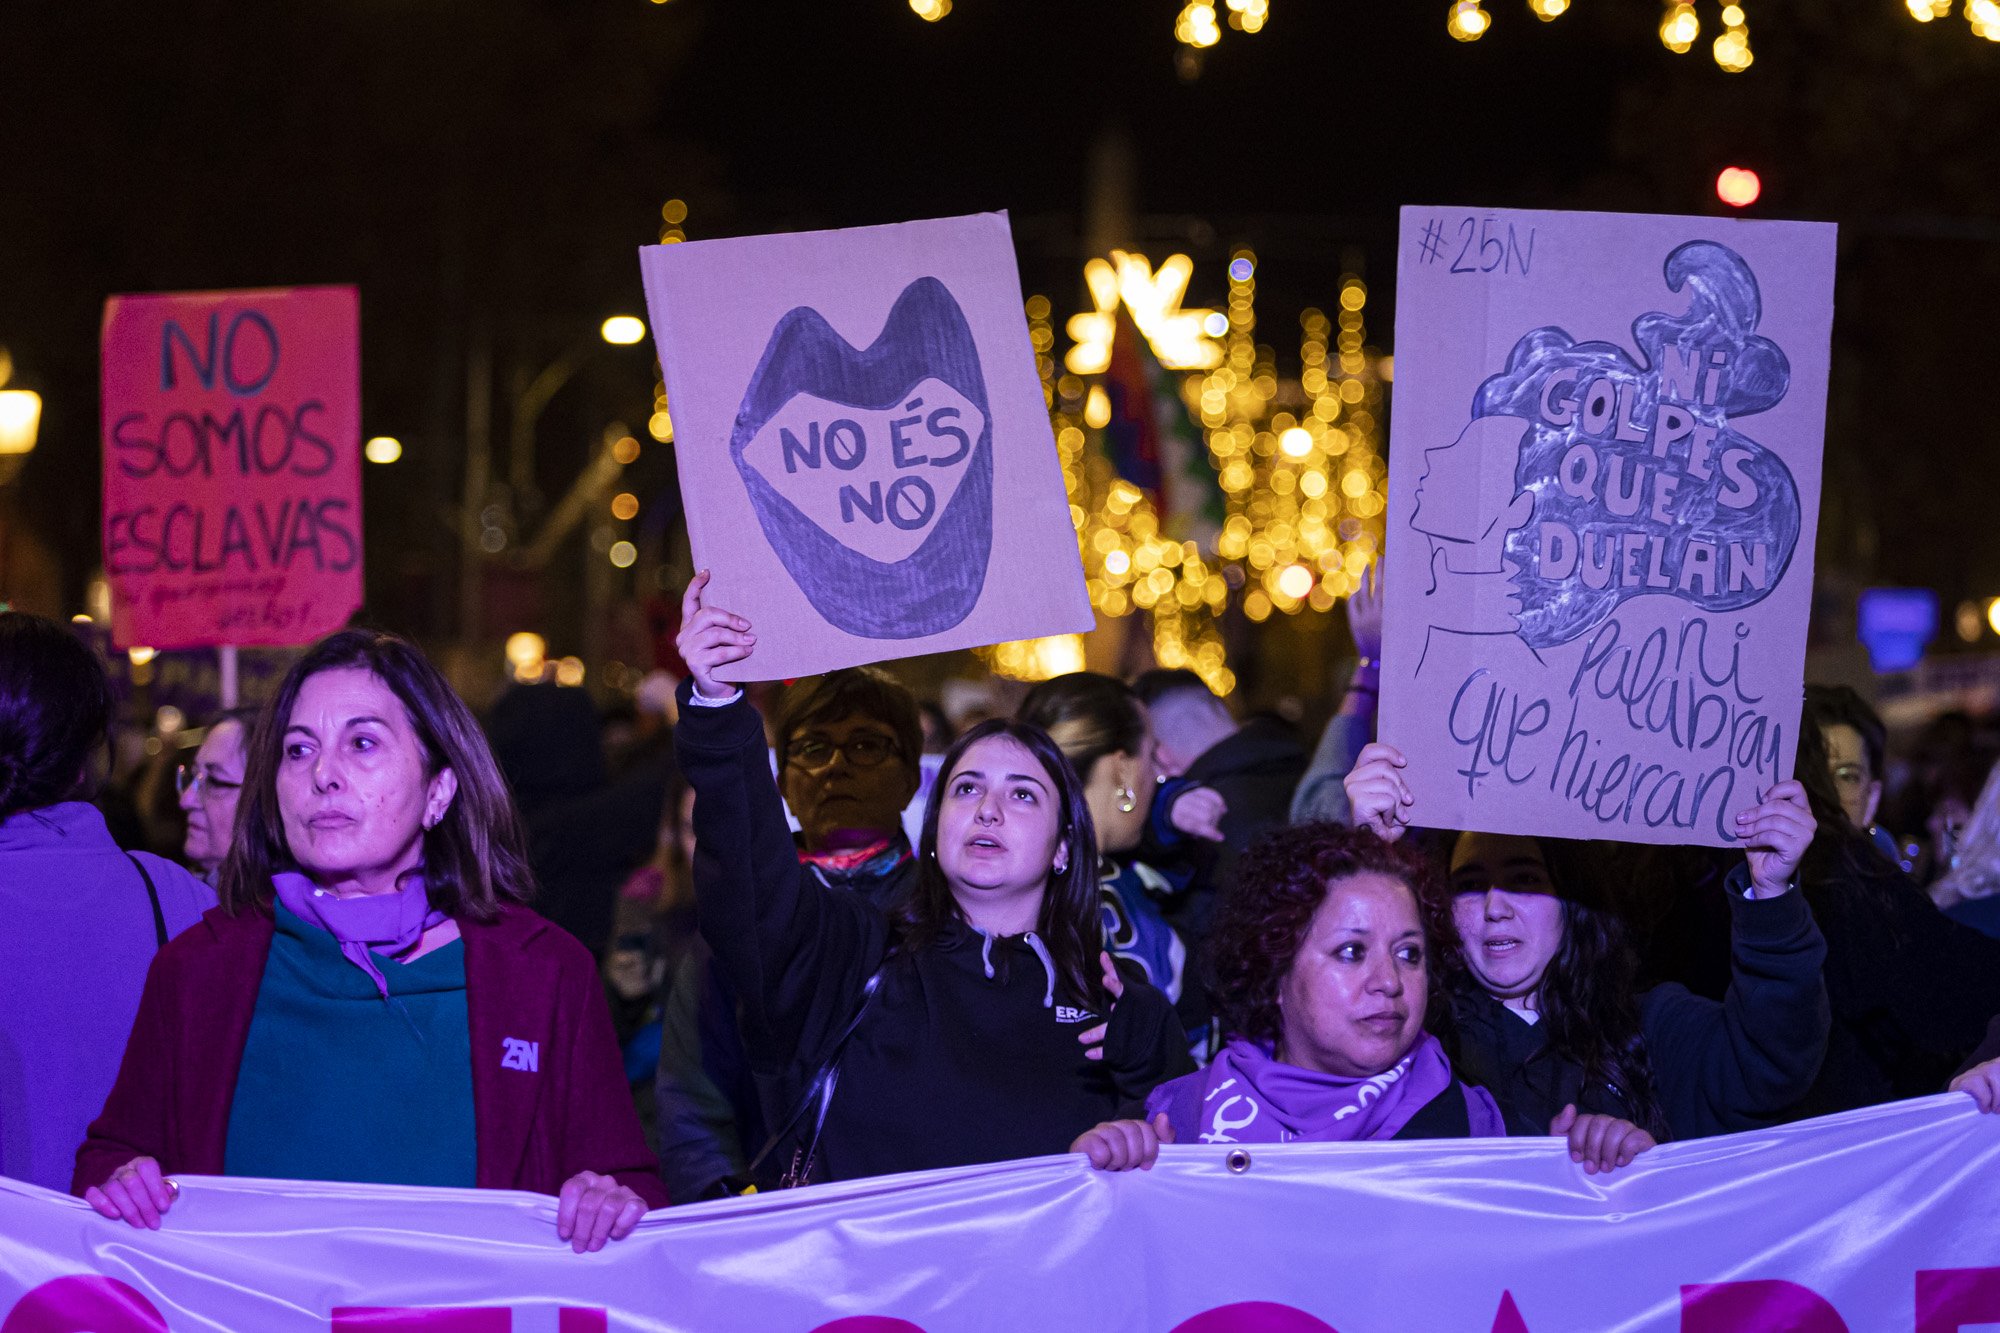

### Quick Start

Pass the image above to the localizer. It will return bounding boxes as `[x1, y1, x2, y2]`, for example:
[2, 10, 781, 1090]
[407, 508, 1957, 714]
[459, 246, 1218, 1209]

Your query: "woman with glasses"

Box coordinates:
[177, 708, 254, 883]
[0, 613, 215, 1190]
[674, 573, 1193, 1183]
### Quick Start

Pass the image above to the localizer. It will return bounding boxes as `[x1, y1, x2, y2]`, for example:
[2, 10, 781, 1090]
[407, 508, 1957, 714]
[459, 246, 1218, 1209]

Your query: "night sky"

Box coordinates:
[2, 1, 1995, 643]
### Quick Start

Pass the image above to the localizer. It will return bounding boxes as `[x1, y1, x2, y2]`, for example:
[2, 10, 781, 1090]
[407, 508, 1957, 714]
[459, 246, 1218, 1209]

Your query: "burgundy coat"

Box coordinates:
[73, 900, 668, 1208]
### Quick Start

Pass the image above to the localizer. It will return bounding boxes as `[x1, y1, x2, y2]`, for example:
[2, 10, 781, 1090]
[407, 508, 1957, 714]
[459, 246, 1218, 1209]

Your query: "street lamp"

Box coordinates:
[0, 389, 41, 487]
[599, 315, 646, 346]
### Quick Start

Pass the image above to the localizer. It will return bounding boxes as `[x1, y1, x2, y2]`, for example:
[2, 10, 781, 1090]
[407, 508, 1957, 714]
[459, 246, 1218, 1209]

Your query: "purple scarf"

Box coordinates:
[272, 871, 449, 1000]
[1148, 1034, 1502, 1143]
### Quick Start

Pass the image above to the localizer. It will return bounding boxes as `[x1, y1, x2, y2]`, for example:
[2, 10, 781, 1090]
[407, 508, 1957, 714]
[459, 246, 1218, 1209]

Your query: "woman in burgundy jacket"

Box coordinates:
[75, 630, 666, 1251]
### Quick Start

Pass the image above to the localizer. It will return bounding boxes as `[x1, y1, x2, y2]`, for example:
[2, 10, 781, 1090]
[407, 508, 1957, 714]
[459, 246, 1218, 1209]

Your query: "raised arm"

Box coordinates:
[673, 574, 888, 1063]
[1292, 565, 1383, 825]
[1643, 782, 1830, 1135]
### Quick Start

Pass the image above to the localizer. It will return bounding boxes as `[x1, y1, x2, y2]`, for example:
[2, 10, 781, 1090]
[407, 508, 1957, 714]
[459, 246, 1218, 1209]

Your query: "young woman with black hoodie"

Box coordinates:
[674, 574, 1193, 1183]
[1344, 741, 1829, 1142]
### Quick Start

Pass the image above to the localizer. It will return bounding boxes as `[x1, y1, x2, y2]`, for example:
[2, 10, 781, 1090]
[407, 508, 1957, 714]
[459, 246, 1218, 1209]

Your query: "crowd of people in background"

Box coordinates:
[6, 565, 2000, 1245]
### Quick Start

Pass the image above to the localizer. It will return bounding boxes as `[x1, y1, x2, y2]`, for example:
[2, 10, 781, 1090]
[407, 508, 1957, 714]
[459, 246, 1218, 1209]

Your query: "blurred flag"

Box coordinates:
[1099, 310, 1224, 549]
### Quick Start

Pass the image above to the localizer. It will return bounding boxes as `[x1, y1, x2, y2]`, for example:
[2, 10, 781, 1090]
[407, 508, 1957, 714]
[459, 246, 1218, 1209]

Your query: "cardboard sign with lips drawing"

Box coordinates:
[640, 213, 1092, 680]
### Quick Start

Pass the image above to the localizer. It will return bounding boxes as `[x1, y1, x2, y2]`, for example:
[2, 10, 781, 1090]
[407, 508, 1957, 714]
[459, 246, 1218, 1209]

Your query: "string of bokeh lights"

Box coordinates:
[982, 251, 1388, 691]
[1448, 0, 1996, 62]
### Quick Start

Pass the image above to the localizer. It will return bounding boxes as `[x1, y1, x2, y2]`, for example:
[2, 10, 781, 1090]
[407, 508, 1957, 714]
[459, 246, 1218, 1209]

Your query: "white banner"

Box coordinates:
[5, 1097, 1999, 1332]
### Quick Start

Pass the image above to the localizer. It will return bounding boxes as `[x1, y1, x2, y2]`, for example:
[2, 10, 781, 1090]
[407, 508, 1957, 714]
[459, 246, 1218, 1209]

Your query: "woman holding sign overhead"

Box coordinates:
[1344, 742, 1829, 1142]
[75, 630, 665, 1250]
[676, 573, 1193, 1184]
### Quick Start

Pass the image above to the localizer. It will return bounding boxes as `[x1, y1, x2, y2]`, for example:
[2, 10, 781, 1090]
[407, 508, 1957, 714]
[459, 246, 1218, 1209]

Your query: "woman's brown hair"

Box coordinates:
[217, 629, 536, 918]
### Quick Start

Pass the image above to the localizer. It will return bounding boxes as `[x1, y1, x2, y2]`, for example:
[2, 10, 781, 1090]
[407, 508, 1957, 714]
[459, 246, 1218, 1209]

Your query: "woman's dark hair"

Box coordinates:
[775, 666, 923, 774]
[217, 629, 536, 919]
[1793, 714, 1914, 934]
[1209, 822, 1455, 1051]
[1448, 836, 1669, 1138]
[902, 718, 1106, 1009]
[1016, 671, 1148, 783]
[0, 613, 113, 820]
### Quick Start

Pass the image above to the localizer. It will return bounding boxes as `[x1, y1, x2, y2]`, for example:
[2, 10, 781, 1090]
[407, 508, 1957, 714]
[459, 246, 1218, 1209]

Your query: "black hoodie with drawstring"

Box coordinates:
[675, 682, 1193, 1183]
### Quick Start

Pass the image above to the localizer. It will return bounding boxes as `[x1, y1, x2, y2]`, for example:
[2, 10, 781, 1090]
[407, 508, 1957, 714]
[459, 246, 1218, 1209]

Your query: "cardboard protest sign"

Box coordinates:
[101, 287, 362, 650]
[1381, 208, 1835, 846]
[639, 212, 1091, 680]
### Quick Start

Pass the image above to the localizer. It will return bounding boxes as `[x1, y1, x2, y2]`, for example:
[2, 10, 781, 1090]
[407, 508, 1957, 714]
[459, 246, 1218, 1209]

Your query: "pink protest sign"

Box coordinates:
[639, 212, 1091, 680]
[101, 286, 362, 650]
[1381, 208, 1835, 846]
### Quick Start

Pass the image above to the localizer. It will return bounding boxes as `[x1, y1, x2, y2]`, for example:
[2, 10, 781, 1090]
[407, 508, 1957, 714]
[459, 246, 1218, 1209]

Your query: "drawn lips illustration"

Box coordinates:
[729, 276, 994, 639]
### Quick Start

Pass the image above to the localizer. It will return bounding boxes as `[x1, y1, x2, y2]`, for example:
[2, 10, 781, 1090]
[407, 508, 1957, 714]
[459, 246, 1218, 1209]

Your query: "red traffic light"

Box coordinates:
[1716, 166, 1762, 208]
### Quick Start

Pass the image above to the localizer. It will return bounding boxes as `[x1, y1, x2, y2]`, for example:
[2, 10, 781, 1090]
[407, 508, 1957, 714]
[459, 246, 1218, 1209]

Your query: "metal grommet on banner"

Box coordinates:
[1226, 1149, 1252, 1174]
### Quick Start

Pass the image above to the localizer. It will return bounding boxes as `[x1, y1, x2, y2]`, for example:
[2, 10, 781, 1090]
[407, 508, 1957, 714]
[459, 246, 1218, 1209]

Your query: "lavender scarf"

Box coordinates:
[1147, 1034, 1504, 1143]
[272, 871, 449, 1000]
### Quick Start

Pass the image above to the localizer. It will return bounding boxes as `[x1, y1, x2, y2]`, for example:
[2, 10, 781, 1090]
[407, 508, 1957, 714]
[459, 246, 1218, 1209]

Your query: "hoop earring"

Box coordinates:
[1115, 786, 1137, 814]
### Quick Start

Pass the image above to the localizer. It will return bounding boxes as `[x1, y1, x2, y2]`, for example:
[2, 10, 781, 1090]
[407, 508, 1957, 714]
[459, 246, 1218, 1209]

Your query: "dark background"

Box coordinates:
[2, 0, 1994, 670]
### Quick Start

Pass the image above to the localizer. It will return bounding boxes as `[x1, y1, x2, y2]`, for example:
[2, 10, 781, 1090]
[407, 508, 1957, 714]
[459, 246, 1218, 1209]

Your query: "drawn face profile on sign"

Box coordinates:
[1410, 415, 1537, 640]
[640, 211, 1091, 681]
[730, 277, 994, 640]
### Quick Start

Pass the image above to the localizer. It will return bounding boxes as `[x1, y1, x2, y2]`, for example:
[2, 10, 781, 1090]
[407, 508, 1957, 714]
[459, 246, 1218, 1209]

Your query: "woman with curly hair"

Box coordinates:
[1342, 741, 1829, 1142]
[1071, 822, 1656, 1174]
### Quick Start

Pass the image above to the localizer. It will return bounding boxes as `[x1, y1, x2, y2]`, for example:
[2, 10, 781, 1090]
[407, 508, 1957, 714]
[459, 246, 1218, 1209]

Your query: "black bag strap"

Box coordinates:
[126, 853, 168, 950]
[748, 956, 892, 1188]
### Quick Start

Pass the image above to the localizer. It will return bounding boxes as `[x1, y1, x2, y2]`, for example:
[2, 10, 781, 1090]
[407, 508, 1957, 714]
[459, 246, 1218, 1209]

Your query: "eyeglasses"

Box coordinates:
[176, 764, 243, 797]
[786, 733, 901, 771]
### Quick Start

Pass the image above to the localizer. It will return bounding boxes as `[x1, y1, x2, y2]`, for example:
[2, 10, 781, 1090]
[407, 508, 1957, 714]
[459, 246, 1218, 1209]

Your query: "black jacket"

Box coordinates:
[1792, 846, 2000, 1117]
[676, 685, 1193, 1183]
[1148, 717, 1308, 946]
[1452, 881, 1829, 1140]
[652, 854, 918, 1200]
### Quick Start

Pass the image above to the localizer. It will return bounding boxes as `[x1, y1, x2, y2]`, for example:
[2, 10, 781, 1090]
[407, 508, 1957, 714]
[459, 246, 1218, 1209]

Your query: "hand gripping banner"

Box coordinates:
[4, 1097, 1999, 1332]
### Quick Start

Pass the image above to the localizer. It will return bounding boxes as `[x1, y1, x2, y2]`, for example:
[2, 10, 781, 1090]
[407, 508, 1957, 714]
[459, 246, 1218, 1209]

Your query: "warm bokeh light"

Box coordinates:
[1958, 600, 1985, 643]
[608, 540, 638, 568]
[610, 492, 640, 521]
[1176, 1, 1222, 46]
[1279, 427, 1313, 459]
[0, 389, 41, 455]
[981, 634, 1086, 682]
[1530, 0, 1569, 17]
[555, 656, 586, 687]
[1660, 1, 1699, 51]
[1447, 1, 1491, 41]
[127, 646, 157, 666]
[600, 316, 646, 346]
[1986, 598, 2000, 639]
[1065, 251, 1224, 375]
[1716, 166, 1762, 207]
[505, 632, 547, 684]
[612, 435, 643, 465]
[909, 0, 951, 18]
[363, 436, 402, 464]
[1276, 564, 1315, 600]
[1084, 384, 1113, 430]
[70, 613, 91, 624]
